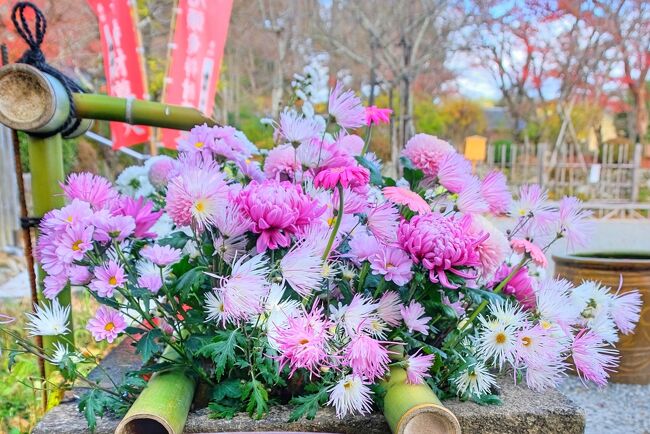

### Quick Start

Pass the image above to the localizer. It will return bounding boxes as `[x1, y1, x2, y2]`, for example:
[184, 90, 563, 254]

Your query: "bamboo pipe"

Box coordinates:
[115, 347, 196, 434]
[381, 367, 461, 434]
[0, 64, 216, 135]
[26, 133, 75, 388]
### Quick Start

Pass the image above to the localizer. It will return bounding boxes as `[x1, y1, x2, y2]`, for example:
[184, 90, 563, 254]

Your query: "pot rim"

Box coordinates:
[553, 251, 650, 271]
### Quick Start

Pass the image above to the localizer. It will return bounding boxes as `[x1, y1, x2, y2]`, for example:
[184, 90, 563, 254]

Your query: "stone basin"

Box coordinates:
[33, 341, 585, 434]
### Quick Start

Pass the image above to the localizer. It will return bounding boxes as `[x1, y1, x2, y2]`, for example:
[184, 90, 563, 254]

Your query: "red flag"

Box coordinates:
[161, 0, 233, 149]
[88, 0, 150, 149]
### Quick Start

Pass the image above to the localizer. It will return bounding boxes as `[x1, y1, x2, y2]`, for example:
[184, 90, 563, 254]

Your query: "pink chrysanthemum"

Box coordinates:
[383, 186, 430, 214]
[61, 172, 117, 210]
[398, 212, 485, 288]
[348, 230, 382, 264]
[402, 134, 455, 176]
[494, 264, 536, 310]
[337, 134, 365, 156]
[147, 156, 177, 189]
[366, 203, 399, 244]
[481, 171, 512, 215]
[274, 303, 333, 378]
[572, 329, 619, 386]
[141, 244, 182, 266]
[166, 156, 229, 231]
[456, 178, 490, 214]
[343, 333, 390, 380]
[42, 199, 93, 232]
[55, 224, 94, 264]
[89, 260, 126, 298]
[113, 196, 163, 239]
[377, 291, 403, 327]
[510, 185, 555, 237]
[178, 123, 216, 155]
[314, 165, 369, 190]
[405, 351, 435, 384]
[264, 144, 301, 181]
[278, 109, 323, 145]
[87, 306, 127, 343]
[328, 82, 366, 130]
[535, 278, 580, 328]
[92, 212, 135, 243]
[470, 215, 510, 277]
[610, 290, 642, 335]
[212, 126, 258, 161]
[400, 301, 431, 335]
[511, 238, 548, 268]
[369, 246, 413, 286]
[365, 106, 392, 126]
[557, 196, 594, 251]
[338, 294, 379, 337]
[441, 292, 466, 317]
[68, 265, 92, 286]
[514, 324, 566, 368]
[237, 180, 325, 252]
[437, 153, 473, 193]
[43, 273, 68, 299]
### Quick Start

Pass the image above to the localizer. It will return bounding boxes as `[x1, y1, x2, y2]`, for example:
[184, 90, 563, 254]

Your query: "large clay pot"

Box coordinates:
[553, 252, 650, 384]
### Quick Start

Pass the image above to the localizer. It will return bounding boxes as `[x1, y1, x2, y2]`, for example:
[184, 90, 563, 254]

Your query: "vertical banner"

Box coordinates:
[88, 0, 150, 149]
[161, 0, 233, 149]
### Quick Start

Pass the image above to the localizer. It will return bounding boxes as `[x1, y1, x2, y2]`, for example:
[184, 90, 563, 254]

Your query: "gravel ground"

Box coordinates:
[559, 376, 650, 434]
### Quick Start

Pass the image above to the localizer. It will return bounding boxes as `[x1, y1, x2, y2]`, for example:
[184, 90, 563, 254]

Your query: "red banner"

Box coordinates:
[88, 0, 150, 149]
[160, 0, 233, 149]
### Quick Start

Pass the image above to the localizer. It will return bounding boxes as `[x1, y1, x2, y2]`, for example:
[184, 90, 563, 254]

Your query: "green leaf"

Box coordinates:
[78, 389, 106, 432]
[288, 388, 328, 422]
[158, 231, 191, 249]
[400, 156, 424, 189]
[208, 400, 240, 419]
[174, 266, 207, 299]
[136, 328, 163, 363]
[211, 378, 242, 401]
[197, 329, 242, 381]
[355, 155, 383, 186]
[243, 379, 268, 419]
[473, 393, 502, 405]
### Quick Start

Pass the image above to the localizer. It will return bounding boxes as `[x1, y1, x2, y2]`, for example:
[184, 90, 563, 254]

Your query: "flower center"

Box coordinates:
[540, 320, 552, 330]
[104, 322, 115, 331]
[299, 338, 310, 345]
[343, 380, 353, 390]
[195, 200, 206, 213]
[109, 276, 118, 286]
[72, 240, 82, 251]
[495, 332, 507, 344]
[194, 141, 204, 149]
[66, 215, 74, 223]
[522, 336, 532, 347]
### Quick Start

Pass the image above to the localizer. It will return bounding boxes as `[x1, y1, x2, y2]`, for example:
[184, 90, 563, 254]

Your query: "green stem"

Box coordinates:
[374, 277, 386, 298]
[357, 262, 370, 293]
[322, 183, 345, 261]
[316, 117, 331, 167]
[361, 124, 373, 155]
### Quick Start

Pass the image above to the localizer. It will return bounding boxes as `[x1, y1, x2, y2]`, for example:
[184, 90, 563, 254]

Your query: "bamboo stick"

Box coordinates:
[381, 367, 461, 434]
[73, 93, 217, 131]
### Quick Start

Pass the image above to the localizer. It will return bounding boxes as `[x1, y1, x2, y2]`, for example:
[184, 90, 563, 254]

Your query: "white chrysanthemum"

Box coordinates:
[116, 165, 154, 198]
[489, 300, 527, 329]
[25, 300, 70, 336]
[535, 278, 581, 329]
[48, 342, 82, 364]
[150, 214, 175, 239]
[256, 284, 301, 348]
[365, 316, 389, 339]
[204, 290, 226, 324]
[280, 242, 323, 297]
[136, 259, 171, 280]
[524, 358, 568, 392]
[454, 362, 496, 396]
[476, 316, 518, 368]
[588, 313, 619, 344]
[573, 280, 613, 322]
[341, 295, 378, 337]
[327, 375, 373, 418]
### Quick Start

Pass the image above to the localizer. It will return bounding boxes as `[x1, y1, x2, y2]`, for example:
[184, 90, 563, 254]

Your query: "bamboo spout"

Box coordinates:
[0, 63, 217, 136]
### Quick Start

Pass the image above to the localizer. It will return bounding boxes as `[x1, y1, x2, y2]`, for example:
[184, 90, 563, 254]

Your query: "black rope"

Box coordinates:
[11, 1, 85, 137]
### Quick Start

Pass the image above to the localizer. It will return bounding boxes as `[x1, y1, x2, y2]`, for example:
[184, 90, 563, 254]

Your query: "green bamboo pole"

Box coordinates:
[381, 367, 461, 434]
[26, 133, 74, 384]
[73, 93, 217, 130]
[116, 348, 196, 434]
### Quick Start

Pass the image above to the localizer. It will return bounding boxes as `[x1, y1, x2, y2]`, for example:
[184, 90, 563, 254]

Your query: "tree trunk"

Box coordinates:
[634, 85, 648, 143]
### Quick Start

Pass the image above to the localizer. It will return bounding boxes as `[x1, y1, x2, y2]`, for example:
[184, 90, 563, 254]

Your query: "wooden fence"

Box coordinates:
[478, 141, 644, 202]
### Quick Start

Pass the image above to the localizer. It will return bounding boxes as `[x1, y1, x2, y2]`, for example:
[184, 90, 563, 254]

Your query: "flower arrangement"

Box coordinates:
[1, 81, 641, 431]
